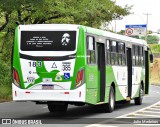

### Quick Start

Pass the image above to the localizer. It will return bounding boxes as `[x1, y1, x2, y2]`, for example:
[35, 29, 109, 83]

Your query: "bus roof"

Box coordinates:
[83, 26, 148, 46]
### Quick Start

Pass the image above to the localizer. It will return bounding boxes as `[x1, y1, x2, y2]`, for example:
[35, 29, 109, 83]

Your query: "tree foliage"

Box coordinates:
[0, 0, 131, 32]
[141, 35, 159, 44]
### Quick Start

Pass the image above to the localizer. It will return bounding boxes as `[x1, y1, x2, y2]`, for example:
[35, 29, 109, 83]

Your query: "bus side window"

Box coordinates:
[132, 45, 135, 66]
[87, 36, 96, 64]
[139, 46, 142, 66]
[106, 40, 111, 64]
[122, 43, 126, 65]
[118, 42, 126, 66]
[135, 45, 139, 66]
[141, 47, 144, 66]
[111, 41, 117, 65]
[118, 42, 125, 65]
[111, 41, 117, 52]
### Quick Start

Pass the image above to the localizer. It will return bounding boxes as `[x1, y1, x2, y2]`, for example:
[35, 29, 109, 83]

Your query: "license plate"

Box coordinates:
[42, 85, 54, 90]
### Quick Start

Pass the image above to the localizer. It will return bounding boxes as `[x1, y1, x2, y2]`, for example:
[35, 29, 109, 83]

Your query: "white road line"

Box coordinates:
[153, 105, 160, 108]
[128, 113, 160, 117]
[149, 108, 160, 111]
[43, 106, 47, 108]
[117, 101, 160, 118]
[138, 110, 160, 114]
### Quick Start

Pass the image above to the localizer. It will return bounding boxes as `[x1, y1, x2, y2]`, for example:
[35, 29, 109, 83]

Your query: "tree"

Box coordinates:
[141, 35, 159, 44]
[0, 0, 131, 32]
[117, 30, 125, 35]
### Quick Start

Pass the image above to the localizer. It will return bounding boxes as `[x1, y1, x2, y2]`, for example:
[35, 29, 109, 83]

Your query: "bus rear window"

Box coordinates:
[20, 31, 76, 51]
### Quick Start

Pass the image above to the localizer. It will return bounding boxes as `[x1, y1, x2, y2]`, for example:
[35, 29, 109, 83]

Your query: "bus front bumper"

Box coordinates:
[12, 83, 86, 102]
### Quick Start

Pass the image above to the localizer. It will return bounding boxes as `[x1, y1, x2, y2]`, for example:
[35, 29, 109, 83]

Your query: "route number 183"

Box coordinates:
[29, 61, 42, 67]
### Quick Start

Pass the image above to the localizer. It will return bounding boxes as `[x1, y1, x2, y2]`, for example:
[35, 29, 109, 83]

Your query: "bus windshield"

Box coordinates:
[20, 31, 77, 51]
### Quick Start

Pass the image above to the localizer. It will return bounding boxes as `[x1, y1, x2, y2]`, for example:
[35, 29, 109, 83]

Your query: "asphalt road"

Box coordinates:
[0, 85, 160, 125]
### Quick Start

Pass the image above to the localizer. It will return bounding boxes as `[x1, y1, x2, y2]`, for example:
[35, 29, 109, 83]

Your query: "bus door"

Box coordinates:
[127, 48, 132, 99]
[97, 43, 106, 102]
[144, 50, 149, 94]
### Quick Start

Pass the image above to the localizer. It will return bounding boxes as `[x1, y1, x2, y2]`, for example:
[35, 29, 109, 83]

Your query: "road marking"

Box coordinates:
[85, 101, 160, 126]
[128, 113, 160, 117]
[117, 101, 160, 118]
[149, 108, 160, 111]
[138, 110, 160, 114]
[152, 106, 160, 108]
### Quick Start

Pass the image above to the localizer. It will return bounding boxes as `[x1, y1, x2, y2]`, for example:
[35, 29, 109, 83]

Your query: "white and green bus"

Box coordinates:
[12, 24, 153, 113]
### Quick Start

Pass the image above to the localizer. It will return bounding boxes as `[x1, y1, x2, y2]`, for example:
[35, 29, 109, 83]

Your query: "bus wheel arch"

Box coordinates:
[110, 82, 116, 103]
[111, 82, 116, 98]
[103, 82, 116, 113]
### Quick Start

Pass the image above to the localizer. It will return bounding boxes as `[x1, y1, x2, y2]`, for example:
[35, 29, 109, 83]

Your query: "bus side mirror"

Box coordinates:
[150, 54, 153, 63]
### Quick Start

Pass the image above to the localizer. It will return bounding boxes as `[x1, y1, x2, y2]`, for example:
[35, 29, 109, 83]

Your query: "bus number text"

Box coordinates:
[29, 61, 42, 67]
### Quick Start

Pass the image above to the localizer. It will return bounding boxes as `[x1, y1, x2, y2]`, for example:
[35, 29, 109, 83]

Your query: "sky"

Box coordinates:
[109, 0, 160, 33]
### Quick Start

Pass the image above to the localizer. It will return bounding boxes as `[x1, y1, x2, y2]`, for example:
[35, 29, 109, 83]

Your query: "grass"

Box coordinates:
[0, 59, 12, 103]
[150, 58, 160, 85]
[0, 85, 12, 102]
[149, 44, 160, 53]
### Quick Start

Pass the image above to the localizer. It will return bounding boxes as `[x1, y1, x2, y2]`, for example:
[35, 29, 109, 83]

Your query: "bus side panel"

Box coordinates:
[133, 66, 145, 98]
[85, 65, 99, 104]
[13, 27, 25, 89]
[70, 27, 86, 90]
[106, 66, 127, 102]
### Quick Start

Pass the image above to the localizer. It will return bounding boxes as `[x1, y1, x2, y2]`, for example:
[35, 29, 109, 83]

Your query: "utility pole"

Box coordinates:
[143, 13, 152, 43]
[114, 0, 117, 32]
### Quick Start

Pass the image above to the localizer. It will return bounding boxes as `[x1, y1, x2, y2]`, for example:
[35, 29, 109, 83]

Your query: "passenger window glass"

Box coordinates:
[106, 40, 110, 51]
[122, 54, 126, 65]
[132, 45, 136, 66]
[87, 36, 96, 64]
[111, 41, 117, 52]
[88, 36, 94, 50]
[118, 42, 125, 54]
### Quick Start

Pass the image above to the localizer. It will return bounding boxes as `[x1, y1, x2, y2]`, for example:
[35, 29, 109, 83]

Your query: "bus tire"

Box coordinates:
[103, 86, 115, 113]
[47, 103, 68, 113]
[134, 85, 143, 105]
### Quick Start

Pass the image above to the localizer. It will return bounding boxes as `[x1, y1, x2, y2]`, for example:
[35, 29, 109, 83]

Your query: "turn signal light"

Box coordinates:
[75, 69, 84, 88]
[13, 68, 20, 87]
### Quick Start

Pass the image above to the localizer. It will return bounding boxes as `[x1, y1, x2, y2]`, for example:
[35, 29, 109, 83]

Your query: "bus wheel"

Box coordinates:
[103, 86, 115, 113]
[47, 103, 68, 113]
[134, 85, 143, 105]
